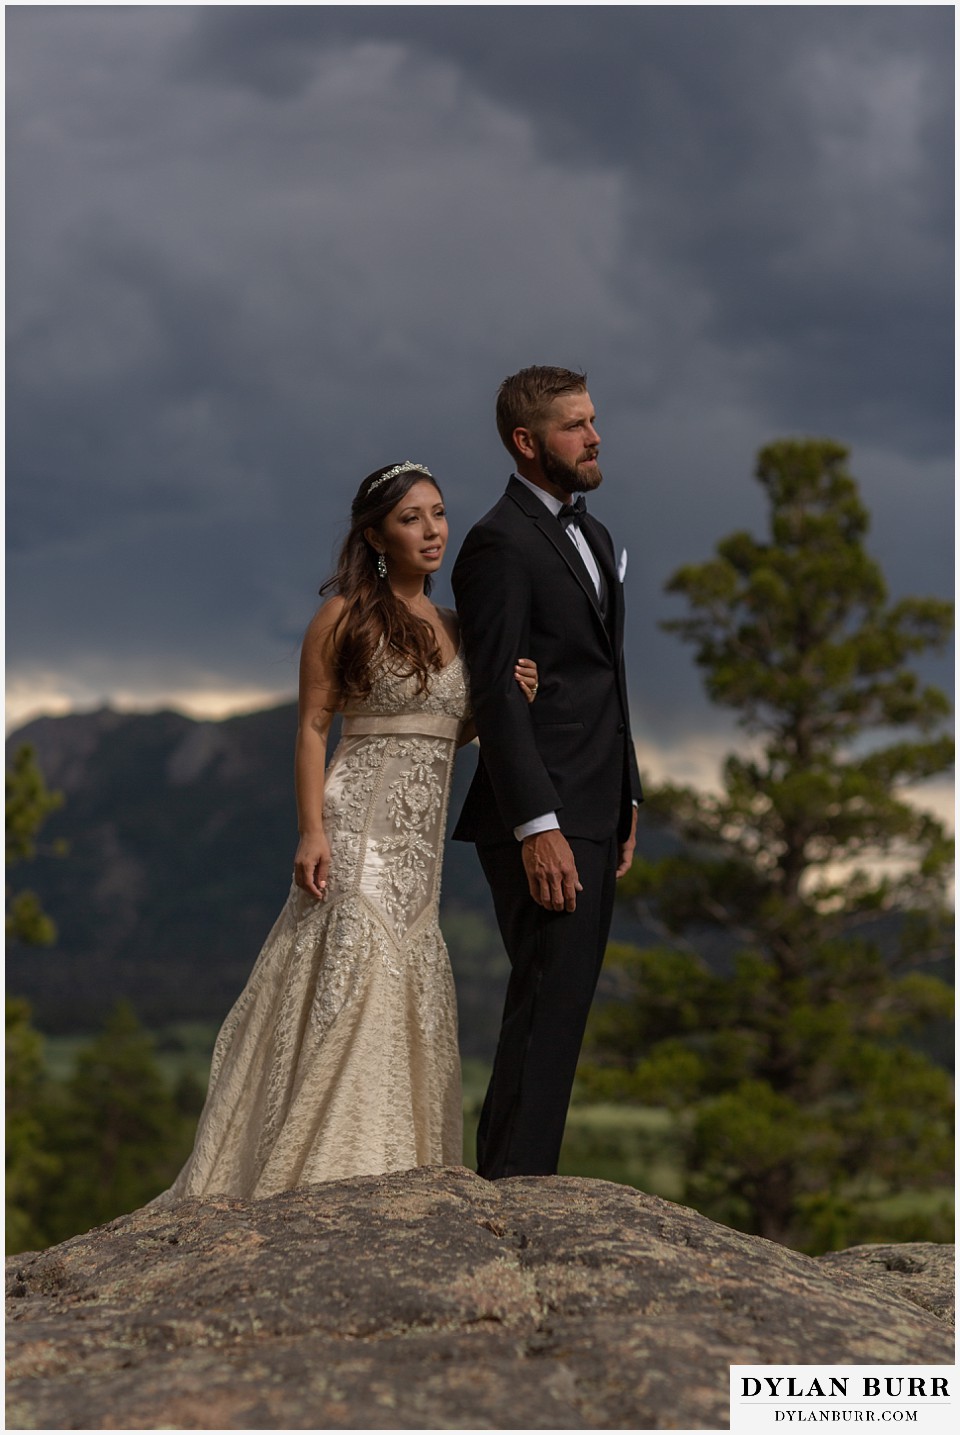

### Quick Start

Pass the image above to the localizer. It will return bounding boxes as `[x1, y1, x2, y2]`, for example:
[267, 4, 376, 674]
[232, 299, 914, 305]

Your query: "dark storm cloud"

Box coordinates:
[178, 5, 955, 455]
[5, 5, 953, 759]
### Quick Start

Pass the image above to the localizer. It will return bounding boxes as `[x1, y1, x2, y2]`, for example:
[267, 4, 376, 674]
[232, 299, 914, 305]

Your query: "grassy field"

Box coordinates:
[461, 1057, 684, 1197]
[42, 1021, 220, 1090]
[41, 1030, 952, 1239]
[42, 1033, 684, 1197]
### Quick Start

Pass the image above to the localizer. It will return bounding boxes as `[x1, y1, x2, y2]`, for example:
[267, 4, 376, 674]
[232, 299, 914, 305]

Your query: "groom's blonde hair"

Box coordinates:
[496, 366, 588, 461]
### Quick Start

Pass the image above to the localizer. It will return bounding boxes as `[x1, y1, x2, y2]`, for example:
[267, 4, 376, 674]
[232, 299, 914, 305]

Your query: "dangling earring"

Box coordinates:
[377, 553, 387, 579]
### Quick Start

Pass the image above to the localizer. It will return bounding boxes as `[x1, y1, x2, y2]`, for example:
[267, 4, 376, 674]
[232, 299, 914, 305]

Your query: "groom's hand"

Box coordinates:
[616, 805, 638, 878]
[522, 831, 583, 912]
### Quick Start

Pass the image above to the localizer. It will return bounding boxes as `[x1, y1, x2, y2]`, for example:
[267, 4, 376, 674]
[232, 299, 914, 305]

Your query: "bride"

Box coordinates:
[155, 462, 538, 1201]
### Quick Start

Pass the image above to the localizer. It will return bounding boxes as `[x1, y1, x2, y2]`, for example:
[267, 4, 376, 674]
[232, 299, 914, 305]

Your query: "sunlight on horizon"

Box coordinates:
[4, 679, 297, 735]
[6, 680, 954, 837]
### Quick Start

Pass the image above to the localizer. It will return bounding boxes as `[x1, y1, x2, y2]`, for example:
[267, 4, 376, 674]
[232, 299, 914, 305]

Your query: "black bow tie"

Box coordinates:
[558, 496, 587, 529]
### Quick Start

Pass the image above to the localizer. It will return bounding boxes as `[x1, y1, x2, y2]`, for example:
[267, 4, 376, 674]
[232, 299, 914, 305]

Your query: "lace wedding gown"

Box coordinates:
[155, 646, 468, 1202]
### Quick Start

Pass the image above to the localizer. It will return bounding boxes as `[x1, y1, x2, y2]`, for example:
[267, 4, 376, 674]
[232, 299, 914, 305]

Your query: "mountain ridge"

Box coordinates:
[6, 702, 664, 1050]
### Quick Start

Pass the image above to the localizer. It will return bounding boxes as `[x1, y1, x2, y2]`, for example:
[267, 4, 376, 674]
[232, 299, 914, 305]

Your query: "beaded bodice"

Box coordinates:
[321, 649, 470, 944]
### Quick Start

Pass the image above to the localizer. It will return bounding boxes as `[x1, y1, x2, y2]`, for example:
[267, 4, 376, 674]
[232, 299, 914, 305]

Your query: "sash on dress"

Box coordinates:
[341, 712, 461, 741]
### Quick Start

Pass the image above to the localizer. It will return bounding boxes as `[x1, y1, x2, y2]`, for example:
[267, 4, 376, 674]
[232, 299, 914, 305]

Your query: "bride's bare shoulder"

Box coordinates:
[308, 595, 346, 629]
[302, 596, 347, 654]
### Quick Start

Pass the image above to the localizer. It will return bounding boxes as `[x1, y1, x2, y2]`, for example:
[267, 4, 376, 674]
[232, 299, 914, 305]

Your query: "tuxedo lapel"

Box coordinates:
[535, 514, 610, 628]
[506, 480, 611, 648]
[583, 513, 623, 653]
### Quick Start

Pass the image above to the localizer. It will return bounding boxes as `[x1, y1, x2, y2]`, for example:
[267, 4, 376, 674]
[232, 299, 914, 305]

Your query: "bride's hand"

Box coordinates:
[294, 831, 332, 901]
[515, 658, 540, 704]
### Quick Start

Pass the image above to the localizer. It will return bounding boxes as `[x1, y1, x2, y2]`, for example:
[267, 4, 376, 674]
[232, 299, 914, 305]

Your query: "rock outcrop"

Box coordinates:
[6, 1167, 954, 1430]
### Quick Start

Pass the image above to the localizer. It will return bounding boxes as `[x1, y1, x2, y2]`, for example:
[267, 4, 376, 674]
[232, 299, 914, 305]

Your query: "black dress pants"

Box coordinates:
[475, 833, 619, 1179]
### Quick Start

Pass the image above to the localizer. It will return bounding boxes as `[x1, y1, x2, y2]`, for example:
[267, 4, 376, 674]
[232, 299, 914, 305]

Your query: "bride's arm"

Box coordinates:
[293, 598, 344, 900]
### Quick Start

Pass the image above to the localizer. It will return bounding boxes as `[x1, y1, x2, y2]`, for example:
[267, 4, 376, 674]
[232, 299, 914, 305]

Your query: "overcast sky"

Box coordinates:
[5, 3, 954, 805]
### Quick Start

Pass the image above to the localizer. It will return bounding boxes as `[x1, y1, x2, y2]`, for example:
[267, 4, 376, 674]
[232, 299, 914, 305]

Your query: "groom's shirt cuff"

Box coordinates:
[514, 811, 560, 841]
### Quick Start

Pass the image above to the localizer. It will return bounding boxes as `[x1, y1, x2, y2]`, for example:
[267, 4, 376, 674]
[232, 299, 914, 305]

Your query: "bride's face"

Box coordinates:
[373, 479, 448, 581]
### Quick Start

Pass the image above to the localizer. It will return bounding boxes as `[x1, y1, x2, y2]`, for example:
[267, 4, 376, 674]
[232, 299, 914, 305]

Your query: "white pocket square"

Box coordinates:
[618, 548, 628, 582]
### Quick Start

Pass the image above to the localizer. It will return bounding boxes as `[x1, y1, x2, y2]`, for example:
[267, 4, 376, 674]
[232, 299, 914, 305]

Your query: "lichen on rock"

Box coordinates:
[5, 1166, 954, 1429]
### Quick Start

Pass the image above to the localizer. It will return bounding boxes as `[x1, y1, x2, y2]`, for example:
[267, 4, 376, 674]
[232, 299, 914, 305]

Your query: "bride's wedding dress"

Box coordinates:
[155, 646, 469, 1202]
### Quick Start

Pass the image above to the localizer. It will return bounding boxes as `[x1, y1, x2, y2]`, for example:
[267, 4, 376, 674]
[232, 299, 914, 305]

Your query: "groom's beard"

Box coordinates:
[538, 440, 603, 495]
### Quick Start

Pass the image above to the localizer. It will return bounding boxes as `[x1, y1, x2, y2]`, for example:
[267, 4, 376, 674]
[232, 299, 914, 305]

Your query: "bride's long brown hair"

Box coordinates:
[319, 464, 446, 703]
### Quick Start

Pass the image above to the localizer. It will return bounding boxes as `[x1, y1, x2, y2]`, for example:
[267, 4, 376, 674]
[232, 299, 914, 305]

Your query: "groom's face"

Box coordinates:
[533, 390, 603, 497]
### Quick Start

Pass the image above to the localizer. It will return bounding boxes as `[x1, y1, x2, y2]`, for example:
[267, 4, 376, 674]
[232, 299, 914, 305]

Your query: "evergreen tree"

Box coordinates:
[6, 743, 63, 945]
[582, 439, 953, 1251]
[6, 752, 191, 1251]
[6, 745, 64, 1252]
[5, 998, 62, 1253]
[37, 1002, 184, 1243]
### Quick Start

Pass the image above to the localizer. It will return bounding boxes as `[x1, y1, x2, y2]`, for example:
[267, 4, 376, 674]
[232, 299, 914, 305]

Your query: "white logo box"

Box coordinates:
[730, 1365, 954, 1435]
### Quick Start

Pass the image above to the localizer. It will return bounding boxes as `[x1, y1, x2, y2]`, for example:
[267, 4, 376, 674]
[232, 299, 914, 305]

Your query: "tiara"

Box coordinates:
[368, 461, 432, 493]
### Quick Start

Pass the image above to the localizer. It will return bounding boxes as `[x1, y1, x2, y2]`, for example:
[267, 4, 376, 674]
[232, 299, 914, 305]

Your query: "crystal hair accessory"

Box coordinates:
[367, 461, 432, 494]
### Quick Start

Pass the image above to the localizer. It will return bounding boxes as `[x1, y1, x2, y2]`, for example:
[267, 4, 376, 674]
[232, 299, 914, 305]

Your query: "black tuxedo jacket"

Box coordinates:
[451, 477, 643, 845]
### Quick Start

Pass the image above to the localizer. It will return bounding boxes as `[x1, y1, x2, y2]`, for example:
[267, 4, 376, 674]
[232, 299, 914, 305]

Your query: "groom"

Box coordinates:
[452, 365, 643, 1179]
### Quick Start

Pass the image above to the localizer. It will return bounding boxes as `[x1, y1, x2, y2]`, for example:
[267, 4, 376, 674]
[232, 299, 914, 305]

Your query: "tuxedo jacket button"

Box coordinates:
[617, 723, 626, 734]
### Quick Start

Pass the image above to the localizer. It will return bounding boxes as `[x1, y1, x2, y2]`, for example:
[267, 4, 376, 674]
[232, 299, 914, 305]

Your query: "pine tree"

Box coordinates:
[6, 743, 63, 945]
[583, 439, 953, 1251]
[37, 1002, 184, 1243]
[6, 754, 189, 1250]
[5, 998, 62, 1254]
[5, 746, 64, 1252]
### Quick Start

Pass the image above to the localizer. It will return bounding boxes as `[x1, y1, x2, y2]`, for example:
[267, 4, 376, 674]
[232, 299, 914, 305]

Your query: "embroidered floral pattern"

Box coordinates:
[321, 738, 387, 900]
[153, 633, 470, 1203]
[374, 739, 447, 937]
